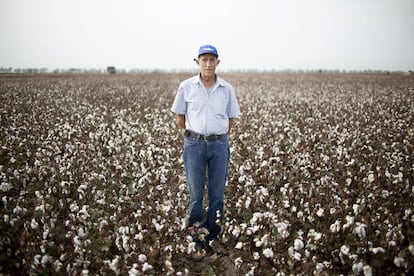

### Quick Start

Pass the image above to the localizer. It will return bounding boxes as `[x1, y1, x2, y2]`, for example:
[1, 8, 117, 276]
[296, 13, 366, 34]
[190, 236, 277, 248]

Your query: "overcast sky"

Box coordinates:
[1, 0, 413, 71]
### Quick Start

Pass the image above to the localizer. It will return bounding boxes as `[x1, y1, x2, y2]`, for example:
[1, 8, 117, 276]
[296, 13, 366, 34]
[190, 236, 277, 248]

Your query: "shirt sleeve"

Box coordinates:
[171, 86, 186, 115]
[227, 86, 240, 118]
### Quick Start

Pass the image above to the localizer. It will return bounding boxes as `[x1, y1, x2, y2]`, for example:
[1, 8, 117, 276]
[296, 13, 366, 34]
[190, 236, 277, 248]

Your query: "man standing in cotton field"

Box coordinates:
[171, 44, 240, 260]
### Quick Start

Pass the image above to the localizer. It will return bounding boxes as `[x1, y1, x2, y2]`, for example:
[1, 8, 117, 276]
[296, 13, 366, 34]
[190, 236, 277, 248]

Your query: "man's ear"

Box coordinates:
[217, 59, 221, 66]
[194, 58, 200, 66]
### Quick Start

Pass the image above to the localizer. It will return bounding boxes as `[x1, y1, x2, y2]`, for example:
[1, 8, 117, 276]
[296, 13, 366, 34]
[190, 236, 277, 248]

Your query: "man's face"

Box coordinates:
[196, 54, 220, 77]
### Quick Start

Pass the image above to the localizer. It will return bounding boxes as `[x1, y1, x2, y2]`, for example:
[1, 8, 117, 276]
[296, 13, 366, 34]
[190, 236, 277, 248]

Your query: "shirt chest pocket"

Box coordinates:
[187, 99, 204, 115]
[210, 94, 229, 116]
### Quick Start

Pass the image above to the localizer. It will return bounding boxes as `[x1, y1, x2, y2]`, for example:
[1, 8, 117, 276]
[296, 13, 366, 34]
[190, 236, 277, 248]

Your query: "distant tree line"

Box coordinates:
[0, 66, 412, 75]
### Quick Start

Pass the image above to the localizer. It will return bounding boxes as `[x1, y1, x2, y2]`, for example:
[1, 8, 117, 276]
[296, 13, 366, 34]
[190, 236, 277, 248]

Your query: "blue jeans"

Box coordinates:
[183, 134, 230, 240]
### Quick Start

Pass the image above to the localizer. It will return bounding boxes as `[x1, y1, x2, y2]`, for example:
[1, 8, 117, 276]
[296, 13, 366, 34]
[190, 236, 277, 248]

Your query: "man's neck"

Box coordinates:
[200, 73, 216, 88]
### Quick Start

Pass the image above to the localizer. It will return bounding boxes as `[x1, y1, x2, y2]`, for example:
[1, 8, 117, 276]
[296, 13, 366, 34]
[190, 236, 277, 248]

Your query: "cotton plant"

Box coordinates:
[1, 73, 413, 274]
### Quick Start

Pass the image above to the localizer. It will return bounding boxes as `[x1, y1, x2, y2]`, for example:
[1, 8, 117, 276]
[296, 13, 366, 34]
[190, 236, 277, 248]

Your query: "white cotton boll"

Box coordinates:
[232, 226, 241, 238]
[288, 246, 294, 257]
[35, 190, 42, 199]
[41, 255, 50, 265]
[275, 222, 290, 238]
[316, 208, 324, 217]
[340, 245, 350, 255]
[78, 226, 87, 238]
[246, 225, 259, 235]
[152, 218, 163, 232]
[297, 211, 303, 218]
[294, 239, 304, 251]
[31, 218, 39, 230]
[330, 220, 341, 233]
[73, 236, 82, 246]
[2, 196, 7, 207]
[234, 257, 243, 269]
[0, 182, 12, 192]
[403, 209, 414, 220]
[119, 226, 130, 235]
[409, 244, 414, 255]
[135, 232, 144, 241]
[99, 220, 108, 230]
[164, 260, 173, 272]
[367, 173, 375, 183]
[77, 205, 90, 220]
[138, 254, 147, 263]
[255, 239, 263, 247]
[34, 254, 41, 265]
[353, 204, 360, 215]
[349, 254, 358, 262]
[353, 223, 367, 239]
[105, 256, 120, 274]
[122, 235, 130, 252]
[54, 260, 63, 272]
[315, 262, 324, 272]
[235, 242, 243, 249]
[240, 223, 247, 232]
[42, 227, 50, 240]
[164, 245, 173, 253]
[142, 262, 153, 272]
[308, 229, 322, 241]
[128, 264, 140, 276]
[352, 262, 363, 274]
[186, 241, 198, 255]
[35, 204, 45, 214]
[253, 252, 260, 260]
[381, 190, 390, 198]
[370, 247, 385, 254]
[293, 251, 301, 260]
[96, 198, 106, 205]
[81, 269, 89, 276]
[245, 197, 251, 209]
[343, 215, 354, 230]
[363, 265, 373, 276]
[13, 205, 23, 215]
[393, 256, 406, 268]
[263, 248, 274, 258]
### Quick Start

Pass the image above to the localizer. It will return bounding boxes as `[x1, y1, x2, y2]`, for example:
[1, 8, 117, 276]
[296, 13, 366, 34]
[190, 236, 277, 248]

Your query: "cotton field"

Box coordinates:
[1, 73, 413, 275]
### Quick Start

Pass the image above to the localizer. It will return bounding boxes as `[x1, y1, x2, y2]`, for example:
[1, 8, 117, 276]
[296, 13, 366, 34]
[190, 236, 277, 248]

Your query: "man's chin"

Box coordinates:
[203, 71, 215, 76]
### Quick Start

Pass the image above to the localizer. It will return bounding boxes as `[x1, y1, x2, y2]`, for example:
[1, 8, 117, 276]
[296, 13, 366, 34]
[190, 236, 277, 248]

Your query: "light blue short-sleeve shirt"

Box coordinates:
[171, 75, 240, 135]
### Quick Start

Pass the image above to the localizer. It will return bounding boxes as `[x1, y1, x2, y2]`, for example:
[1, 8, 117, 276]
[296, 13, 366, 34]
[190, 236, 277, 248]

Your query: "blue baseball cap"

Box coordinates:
[197, 44, 218, 58]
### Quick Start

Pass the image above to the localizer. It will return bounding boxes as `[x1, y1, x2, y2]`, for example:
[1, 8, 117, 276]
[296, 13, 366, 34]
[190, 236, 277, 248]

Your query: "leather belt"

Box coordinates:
[184, 130, 225, 142]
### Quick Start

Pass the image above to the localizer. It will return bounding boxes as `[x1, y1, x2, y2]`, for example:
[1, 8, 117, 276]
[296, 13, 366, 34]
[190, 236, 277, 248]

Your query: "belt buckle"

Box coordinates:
[205, 134, 217, 142]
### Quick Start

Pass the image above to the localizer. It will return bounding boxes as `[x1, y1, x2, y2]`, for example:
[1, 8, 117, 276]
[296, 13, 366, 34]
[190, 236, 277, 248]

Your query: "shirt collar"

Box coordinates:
[195, 74, 225, 87]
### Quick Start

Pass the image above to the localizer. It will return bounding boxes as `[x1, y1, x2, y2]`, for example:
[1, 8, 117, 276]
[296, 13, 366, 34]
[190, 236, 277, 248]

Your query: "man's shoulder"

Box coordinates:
[180, 75, 199, 87]
[217, 76, 234, 90]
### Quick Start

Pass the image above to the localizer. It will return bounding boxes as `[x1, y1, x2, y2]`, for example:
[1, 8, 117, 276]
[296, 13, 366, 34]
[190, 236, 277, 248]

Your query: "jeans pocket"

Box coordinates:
[218, 135, 229, 146]
[184, 136, 198, 146]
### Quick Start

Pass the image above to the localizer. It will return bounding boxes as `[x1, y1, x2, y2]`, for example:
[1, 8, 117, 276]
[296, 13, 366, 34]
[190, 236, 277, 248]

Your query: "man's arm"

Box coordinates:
[228, 118, 234, 134]
[176, 114, 185, 129]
